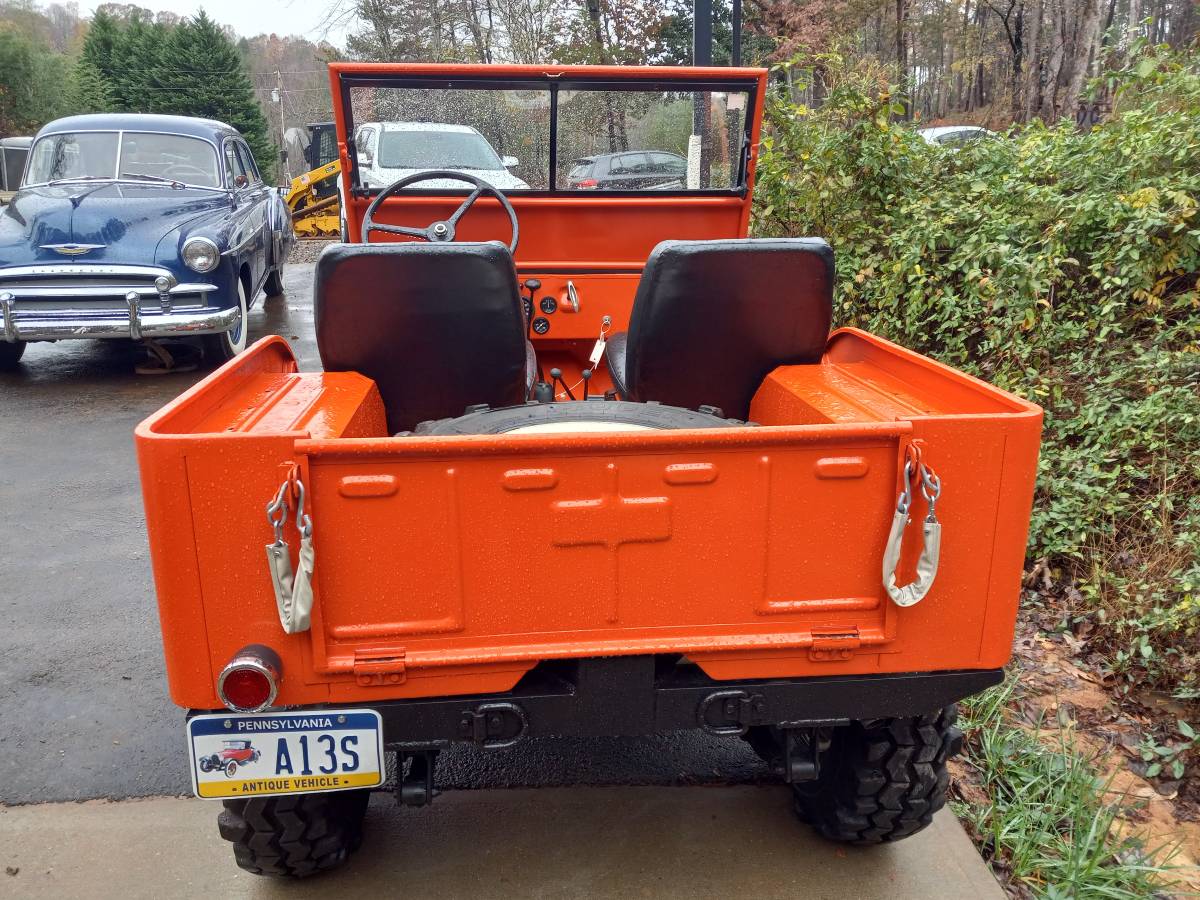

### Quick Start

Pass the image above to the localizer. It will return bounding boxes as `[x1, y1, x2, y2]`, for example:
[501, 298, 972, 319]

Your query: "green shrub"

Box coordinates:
[753, 49, 1200, 692]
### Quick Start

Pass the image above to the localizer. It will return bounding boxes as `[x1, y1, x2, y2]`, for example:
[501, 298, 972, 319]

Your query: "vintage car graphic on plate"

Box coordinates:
[187, 710, 384, 800]
[0, 113, 293, 370]
[197, 739, 261, 778]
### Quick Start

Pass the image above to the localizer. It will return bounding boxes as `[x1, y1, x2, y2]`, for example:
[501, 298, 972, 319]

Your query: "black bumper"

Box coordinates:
[364, 657, 1002, 749]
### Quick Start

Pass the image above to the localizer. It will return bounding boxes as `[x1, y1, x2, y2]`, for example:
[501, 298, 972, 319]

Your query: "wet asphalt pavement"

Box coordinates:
[0, 259, 767, 804]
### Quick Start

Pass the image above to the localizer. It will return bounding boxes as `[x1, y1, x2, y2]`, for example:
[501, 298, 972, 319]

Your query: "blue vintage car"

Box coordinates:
[0, 113, 293, 369]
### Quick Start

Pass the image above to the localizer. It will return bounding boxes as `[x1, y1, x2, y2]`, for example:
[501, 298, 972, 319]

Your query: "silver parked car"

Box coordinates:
[918, 126, 996, 147]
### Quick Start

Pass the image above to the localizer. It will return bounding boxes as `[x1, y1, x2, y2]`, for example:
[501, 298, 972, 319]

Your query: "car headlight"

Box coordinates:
[182, 237, 220, 273]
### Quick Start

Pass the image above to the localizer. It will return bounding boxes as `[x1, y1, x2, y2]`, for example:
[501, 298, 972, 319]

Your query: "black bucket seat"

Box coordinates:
[606, 238, 835, 420]
[315, 242, 534, 434]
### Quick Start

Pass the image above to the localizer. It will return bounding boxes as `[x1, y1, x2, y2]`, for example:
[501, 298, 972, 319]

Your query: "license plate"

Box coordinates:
[187, 709, 385, 799]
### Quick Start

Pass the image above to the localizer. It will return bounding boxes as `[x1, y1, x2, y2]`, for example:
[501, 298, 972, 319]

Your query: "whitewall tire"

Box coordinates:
[202, 277, 250, 365]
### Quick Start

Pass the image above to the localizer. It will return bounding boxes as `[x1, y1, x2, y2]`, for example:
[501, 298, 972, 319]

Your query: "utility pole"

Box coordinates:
[273, 71, 290, 184]
[691, 0, 713, 188]
[732, 0, 742, 65]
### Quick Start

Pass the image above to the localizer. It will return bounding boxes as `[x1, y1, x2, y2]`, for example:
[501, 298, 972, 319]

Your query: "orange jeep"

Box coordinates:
[136, 63, 1041, 877]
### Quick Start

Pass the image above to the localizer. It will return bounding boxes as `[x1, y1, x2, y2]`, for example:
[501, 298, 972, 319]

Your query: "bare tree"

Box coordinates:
[1063, 0, 1102, 117]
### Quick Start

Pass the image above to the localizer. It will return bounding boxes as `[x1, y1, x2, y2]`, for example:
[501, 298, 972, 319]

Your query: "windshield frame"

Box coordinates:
[23, 129, 226, 191]
[336, 72, 760, 199]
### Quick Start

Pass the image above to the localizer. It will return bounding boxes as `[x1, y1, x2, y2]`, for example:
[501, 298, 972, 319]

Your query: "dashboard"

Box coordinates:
[516, 271, 640, 343]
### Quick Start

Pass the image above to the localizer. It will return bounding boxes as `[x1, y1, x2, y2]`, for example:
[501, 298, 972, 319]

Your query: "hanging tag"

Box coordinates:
[589, 334, 606, 367]
[589, 316, 611, 368]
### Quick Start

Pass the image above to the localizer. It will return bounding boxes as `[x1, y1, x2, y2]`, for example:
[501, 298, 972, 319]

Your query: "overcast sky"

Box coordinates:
[75, 0, 356, 45]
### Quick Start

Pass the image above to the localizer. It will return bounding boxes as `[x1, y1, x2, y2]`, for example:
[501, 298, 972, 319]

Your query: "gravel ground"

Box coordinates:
[289, 238, 338, 264]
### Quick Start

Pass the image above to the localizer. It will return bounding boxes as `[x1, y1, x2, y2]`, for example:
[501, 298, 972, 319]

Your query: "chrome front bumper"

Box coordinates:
[0, 264, 228, 342]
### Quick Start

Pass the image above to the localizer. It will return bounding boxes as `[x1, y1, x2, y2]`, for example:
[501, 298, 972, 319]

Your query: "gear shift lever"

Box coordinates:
[521, 279, 541, 331]
[549, 367, 576, 401]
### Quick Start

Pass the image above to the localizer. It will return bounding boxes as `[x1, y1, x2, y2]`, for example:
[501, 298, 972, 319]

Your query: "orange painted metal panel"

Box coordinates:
[136, 330, 1041, 710]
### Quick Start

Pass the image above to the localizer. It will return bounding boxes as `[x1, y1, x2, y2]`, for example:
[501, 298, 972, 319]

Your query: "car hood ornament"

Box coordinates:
[40, 243, 106, 256]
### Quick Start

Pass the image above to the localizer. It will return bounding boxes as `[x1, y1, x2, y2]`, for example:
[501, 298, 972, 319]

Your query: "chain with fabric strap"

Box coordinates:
[264, 466, 315, 634]
[882, 443, 943, 608]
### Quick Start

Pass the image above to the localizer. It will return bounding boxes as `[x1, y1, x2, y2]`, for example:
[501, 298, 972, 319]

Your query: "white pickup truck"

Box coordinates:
[353, 121, 530, 190]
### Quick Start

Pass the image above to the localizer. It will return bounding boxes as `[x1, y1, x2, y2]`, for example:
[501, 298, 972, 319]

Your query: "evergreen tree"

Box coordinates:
[79, 11, 124, 104]
[0, 29, 41, 133]
[0, 27, 70, 133]
[70, 58, 116, 114]
[126, 19, 169, 113]
[148, 11, 274, 176]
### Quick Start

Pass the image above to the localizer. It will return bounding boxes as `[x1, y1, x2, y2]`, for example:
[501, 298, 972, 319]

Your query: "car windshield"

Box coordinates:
[25, 131, 221, 188]
[378, 130, 502, 170]
[348, 82, 752, 193]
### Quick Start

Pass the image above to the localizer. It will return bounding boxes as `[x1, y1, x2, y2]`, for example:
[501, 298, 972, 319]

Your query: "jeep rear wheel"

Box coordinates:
[791, 705, 963, 845]
[218, 789, 371, 878]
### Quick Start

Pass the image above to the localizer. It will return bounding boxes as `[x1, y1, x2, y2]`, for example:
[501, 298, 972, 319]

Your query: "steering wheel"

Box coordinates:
[360, 170, 519, 253]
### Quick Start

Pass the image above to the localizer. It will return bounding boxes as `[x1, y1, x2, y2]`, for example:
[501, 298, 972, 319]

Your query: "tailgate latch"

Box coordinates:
[809, 630, 861, 662]
[353, 648, 407, 686]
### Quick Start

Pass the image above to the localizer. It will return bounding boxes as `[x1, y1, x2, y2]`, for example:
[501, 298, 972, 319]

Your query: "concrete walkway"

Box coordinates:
[1, 786, 1004, 900]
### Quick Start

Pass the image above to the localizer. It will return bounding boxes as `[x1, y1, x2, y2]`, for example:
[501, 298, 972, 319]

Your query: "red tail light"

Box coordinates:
[218, 645, 281, 712]
[576, 178, 598, 189]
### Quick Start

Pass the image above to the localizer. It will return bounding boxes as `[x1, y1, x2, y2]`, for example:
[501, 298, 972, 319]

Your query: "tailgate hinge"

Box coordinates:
[353, 648, 407, 686]
[809, 629, 861, 662]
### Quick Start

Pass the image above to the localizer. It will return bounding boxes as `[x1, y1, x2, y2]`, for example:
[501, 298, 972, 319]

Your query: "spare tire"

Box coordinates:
[412, 400, 746, 436]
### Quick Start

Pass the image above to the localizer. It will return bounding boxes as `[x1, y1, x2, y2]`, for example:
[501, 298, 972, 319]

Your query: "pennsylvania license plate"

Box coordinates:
[187, 709, 385, 799]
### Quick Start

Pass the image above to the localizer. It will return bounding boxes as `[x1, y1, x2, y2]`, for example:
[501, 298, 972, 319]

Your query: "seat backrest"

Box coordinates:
[315, 242, 529, 433]
[623, 238, 834, 419]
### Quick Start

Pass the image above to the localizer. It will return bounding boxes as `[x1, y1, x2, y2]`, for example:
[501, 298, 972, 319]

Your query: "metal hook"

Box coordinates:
[266, 482, 289, 545]
[920, 466, 941, 522]
[294, 478, 312, 539]
[896, 459, 914, 515]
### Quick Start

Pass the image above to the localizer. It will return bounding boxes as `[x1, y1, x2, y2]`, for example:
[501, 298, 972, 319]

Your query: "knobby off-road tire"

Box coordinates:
[217, 789, 371, 878]
[791, 705, 963, 845]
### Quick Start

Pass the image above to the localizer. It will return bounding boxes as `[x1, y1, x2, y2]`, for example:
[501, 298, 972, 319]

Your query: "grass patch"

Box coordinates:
[953, 681, 1179, 898]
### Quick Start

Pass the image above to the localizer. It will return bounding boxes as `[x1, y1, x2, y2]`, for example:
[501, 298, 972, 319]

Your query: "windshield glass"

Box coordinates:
[348, 82, 752, 193]
[25, 131, 221, 188]
[378, 129, 503, 170]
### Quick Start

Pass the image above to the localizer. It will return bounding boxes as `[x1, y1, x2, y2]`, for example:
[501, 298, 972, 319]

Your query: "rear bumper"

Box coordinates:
[189, 658, 1003, 748]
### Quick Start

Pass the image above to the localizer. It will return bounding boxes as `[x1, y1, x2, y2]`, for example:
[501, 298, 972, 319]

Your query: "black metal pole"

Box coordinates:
[732, 0, 742, 65]
[693, 0, 712, 66]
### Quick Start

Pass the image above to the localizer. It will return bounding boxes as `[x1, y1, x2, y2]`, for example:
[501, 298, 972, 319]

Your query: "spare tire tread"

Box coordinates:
[411, 400, 747, 435]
